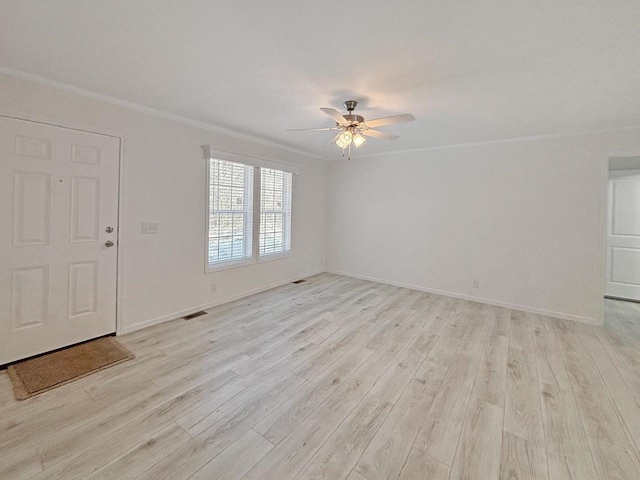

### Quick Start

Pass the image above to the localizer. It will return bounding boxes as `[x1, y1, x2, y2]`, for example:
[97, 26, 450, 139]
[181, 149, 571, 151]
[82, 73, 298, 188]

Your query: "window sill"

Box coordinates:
[206, 258, 254, 274]
[257, 252, 292, 264]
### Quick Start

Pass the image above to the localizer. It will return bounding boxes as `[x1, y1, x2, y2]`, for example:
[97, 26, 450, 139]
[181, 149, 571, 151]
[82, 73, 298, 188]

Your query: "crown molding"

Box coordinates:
[0, 66, 325, 162]
[5, 66, 639, 163]
[346, 124, 640, 160]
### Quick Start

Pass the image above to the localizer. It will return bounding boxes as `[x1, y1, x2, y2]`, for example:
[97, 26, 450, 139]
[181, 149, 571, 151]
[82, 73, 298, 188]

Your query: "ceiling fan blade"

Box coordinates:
[320, 108, 348, 124]
[362, 129, 399, 140]
[327, 133, 341, 145]
[364, 113, 415, 128]
[286, 127, 339, 131]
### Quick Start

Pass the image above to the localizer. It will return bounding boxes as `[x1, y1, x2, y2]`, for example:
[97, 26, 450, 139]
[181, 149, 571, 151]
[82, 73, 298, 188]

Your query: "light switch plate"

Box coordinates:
[142, 222, 159, 234]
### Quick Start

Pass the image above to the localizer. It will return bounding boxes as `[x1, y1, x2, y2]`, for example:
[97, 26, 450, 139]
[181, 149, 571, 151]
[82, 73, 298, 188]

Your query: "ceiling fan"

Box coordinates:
[287, 100, 415, 159]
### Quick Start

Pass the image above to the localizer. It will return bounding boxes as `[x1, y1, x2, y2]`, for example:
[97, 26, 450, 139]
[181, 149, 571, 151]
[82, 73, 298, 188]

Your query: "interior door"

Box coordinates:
[606, 169, 640, 302]
[0, 117, 120, 365]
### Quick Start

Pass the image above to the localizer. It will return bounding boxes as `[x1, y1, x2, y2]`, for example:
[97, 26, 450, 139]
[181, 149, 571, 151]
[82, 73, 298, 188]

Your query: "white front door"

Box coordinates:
[0, 117, 120, 365]
[606, 169, 640, 302]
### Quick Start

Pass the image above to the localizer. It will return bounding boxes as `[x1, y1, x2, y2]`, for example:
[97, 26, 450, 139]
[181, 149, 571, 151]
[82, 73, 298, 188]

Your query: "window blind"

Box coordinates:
[208, 158, 254, 269]
[259, 167, 292, 256]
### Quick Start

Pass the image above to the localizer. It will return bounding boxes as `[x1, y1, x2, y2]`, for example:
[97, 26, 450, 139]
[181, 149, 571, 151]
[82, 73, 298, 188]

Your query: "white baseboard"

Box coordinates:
[326, 269, 602, 325]
[123, 267, 602, 334]
[121, 269, 325, 334]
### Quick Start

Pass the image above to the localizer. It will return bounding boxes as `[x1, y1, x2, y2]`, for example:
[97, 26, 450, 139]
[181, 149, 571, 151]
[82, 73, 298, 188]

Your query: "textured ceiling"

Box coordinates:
[1, 1, 639, 159]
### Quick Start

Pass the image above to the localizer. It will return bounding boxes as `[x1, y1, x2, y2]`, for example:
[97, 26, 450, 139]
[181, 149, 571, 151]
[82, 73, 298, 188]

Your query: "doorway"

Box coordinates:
[0, 116, 120, 364]
[606, 155, 640, 304]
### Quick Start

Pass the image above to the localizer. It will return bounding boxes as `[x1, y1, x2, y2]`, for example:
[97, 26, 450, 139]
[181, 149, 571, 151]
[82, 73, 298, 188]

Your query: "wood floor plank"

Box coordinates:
[136, 373, 307, 480]
[532, 315, 571, 390]
[295, 332, 365, 381]
[588, 322, 640, 397]
[241, 342, 324, 390]
[579, 326, 640, 457]
[369, 331, 438, 405]
[449, 396, 504, 480]
[408, 291, 435, 312]
[539, 382, 599, 480]
[85, 423, 191, 480]
[355, 360, 447, 480]
[485, 304, 511, 339]
[255, 345, 374, 444]
[361, 309, 417, 352]
[456, 301, 489, 358]
[0, 387, 95, 450]
[346, 470, 369, 480]
[0, 450, 44, 480]
[244, 312, 336, 361]
[292, 394, 392, 480]
[38, 369, 244, 469]
[510, 310, 535, 353]
[247, 363, 387, 480]
[472, 332, 508, 407]
[426, 301, 471, 367]
[500, 431, 549, 480]
[414, 354, 479, 466]
[587, 436, 640, 480]
[414, 295, 455, 335]
[366, 317, 422, 369]
[189, 429, 274, 480]
[554, 320, 635, 450]
[174, 347, 323, 437]
[397, 448, 450, 480]
[177, 381, 270, 437]
[504, 347, 545, 447]
[31, 373, 251, 479]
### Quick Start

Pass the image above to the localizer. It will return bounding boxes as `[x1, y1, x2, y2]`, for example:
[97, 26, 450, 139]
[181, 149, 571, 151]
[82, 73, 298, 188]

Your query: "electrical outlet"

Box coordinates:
[210, 282, 217, 293]
[472, 279, 479, 288]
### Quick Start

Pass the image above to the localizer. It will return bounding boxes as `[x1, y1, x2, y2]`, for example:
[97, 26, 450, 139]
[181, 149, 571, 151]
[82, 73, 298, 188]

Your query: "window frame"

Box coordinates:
[204, 150, 296, 274]
[205, 157, 255, 272]
[258, 167, 293, 262]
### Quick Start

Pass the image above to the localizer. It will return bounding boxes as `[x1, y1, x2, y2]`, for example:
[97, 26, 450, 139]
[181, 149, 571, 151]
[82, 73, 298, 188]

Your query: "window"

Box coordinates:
[259, 167, 292, 257]
[207, 158, 254, 270]
[205, 149, 296, 272]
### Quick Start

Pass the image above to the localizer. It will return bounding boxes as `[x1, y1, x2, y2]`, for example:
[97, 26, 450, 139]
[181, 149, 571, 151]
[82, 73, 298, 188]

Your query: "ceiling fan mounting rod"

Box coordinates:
[344, 100, 357, 113]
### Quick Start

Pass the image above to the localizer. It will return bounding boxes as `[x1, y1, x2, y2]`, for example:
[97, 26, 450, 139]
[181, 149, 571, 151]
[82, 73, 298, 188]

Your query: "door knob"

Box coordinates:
[105, 240, 115, 247]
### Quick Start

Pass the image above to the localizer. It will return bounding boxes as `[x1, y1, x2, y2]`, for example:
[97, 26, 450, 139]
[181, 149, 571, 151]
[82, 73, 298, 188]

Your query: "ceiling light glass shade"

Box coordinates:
[338, 131, 352, 146]
[336, 137, 348, 148]
[353, 133, 366, 147]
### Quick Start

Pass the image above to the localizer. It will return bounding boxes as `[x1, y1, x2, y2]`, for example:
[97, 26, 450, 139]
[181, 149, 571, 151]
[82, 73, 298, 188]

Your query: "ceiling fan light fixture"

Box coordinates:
[338, 131, 352, 146]
[287, 100, 414, 159]
[353, 133, 366, 147]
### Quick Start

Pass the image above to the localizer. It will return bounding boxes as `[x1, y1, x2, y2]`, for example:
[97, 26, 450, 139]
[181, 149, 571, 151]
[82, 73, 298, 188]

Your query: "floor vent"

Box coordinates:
[183, 311, 207, 320]
[292, 279, 307, 284]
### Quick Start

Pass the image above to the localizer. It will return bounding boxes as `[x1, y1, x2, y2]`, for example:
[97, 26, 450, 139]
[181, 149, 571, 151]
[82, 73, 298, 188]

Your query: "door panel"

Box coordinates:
[606, 169, 640, 301]
[13, 171, 52, 246]
[0, 117, 120, 364]
[70, 175, 101, 243]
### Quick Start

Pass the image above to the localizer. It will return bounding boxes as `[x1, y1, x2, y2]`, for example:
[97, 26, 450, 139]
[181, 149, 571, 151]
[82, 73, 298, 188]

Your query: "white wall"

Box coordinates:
[4, 72, 640, 331]
[326, 132, 640, 324]
[0, 73, 327, 332]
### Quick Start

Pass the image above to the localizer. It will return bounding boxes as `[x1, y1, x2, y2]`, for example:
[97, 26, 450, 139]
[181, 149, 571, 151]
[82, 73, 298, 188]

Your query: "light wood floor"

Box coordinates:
[2, 273, 640, 479]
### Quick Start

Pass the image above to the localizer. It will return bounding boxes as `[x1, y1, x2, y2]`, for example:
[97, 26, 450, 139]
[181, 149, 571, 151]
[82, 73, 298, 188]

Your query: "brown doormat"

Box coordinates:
[7, 337, 134, 400]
